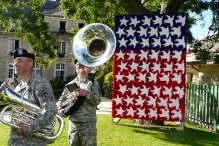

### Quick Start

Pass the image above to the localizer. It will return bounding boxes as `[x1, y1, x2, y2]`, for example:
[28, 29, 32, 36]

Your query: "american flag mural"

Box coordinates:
[112, 14, 187, 122]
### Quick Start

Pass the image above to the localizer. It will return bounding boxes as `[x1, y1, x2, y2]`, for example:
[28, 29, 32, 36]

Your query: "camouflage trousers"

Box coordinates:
[8, 135, 47, 146]
[68, 120, 97, 146]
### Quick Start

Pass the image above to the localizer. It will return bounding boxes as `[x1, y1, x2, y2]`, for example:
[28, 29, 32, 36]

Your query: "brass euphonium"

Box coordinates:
[0, 87, 65, 140]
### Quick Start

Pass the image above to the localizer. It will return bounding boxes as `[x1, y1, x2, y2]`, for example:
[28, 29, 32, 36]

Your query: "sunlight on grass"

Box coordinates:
[0, 115, 219, 146]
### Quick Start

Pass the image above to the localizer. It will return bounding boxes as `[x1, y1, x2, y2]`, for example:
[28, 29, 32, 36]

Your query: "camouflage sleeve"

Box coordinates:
[23, 79, 58, 136]
[56, 88, 69, 110]
[86, 80, 101, 106]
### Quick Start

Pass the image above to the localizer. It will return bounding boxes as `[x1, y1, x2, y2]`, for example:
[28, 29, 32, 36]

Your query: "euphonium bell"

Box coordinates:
[73, 23, 116, 67]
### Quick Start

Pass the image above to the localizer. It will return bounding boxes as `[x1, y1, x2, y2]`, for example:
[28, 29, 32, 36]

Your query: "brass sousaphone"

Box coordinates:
[60, 23, 116, 115]
[73, 23, 116, 68]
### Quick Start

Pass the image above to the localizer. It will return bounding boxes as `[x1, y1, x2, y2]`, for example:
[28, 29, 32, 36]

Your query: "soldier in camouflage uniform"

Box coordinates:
[7, 48, 58, 146]
[57, 60, 101, 146]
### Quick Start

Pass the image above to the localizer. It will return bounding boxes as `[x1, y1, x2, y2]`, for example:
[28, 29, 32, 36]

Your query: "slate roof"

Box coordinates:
[41, 0, 60, 12]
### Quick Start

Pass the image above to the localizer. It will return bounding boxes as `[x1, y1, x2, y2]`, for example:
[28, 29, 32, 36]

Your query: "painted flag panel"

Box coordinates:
[112, 14, 187, 122]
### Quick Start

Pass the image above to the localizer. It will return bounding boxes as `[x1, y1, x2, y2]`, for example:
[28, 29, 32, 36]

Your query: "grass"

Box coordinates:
[0, 114, 218, 146]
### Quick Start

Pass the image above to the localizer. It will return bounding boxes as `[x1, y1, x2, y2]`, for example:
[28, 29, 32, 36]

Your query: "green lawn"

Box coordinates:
[0, 114, 218, 146]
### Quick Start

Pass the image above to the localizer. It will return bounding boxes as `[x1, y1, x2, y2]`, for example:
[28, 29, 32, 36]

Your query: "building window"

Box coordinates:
[9, 39, 19, 54]
[78, 22, 85, 28]
[55, 63, 65, 80]
[8, 63, 14, 78]
[59, 21, 66, 33]
[57, 42, 66, 57]
[34, 64, 41, 75]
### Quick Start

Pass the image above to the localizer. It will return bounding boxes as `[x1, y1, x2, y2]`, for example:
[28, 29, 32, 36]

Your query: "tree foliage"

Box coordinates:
[0, 0, 58, 68]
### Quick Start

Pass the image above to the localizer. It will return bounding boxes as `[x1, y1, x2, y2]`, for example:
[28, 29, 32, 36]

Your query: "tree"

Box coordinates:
[0, 0, 58, 68]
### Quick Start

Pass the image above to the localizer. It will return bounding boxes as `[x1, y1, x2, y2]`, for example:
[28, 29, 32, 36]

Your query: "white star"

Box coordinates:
[162, 86, 172, 98]
[172, 73, 182, 84]
[151, 86, 161, 96]
[157, 97, 168, 108]
[129, 85, 139, 95]
[140, 61, 149, 72]
[173, 86, 184, 99]
[140, 38, 150, 48]
[151, 62, 161, 72]
[129, 37, 138, 48]
[120, 17, 128, 26]
[116, 27, 126, 38]
[113, 95, 123, 105]
[163, 38, 173, 47]
[118, 61, 128, 71]
[139, 85, 149, 96]
[176, 15, 186, 26]
[169, 98, 179, 109]
[127, 27, 135, 37]
[152, 38, 161, 47]
[170, 26, 181, 37]
[130, 16, 139, 27]
[129, 61, 138, 72]
[142, 16, 152, 26]
[118, 84, 127, 94]
[147, 72, 158, 83]
[164, 15, 174, 27]
[153, 15, 163, 26]
[149, 50, 159, 61]
[135, 96, 145, 107]
[116, 106, 125, 116]
[159, 26, 170, 38]
[159, 73, 170, 84]
[147, 96, 156, 108]
[115, 72, 124, 82]
[126, 73, 135, 82]
[126, 107, 135, 117]
[124, 96, 134, 106]
[116, 50, 125, 60]
[171, 109, 182, 120]
[172, 50, 182, 62]
[163, 62, 173, 72]
[118, 37, 128, 47]
[138, 50, 149, 60]
[148, 26, 158, 37]
[148, 108, 158, 119]
[137, 73, 147, 82]
[136, 108, 146, 118]
[175, 62, 185, 73]
[137, 26, 148, 37]
[160, 50, 170, 62]
[159, 108, 169, 119]
[127, 51, 136, 60]
[175, 36, 185, 48]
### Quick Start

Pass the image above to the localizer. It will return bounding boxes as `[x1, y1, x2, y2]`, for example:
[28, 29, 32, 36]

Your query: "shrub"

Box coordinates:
[50, 75, 77, 99]
[103, 72, 112, 99]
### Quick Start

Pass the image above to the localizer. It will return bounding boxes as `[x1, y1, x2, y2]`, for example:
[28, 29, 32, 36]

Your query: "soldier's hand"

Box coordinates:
[17, 123, 25, 136]
[75, 89, 88, 96]
[58, 109, 67, 118]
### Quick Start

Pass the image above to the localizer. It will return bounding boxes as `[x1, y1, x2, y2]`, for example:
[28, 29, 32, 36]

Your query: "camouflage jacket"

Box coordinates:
[57, 76, 101, 122]
[8, 74, 58, 146]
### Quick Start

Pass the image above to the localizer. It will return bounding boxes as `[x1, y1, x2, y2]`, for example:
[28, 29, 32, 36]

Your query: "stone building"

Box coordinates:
[0, 8, 85, 82]
[186, 36, 219, 85]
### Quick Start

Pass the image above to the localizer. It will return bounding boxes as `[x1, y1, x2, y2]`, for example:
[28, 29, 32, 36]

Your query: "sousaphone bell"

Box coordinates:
[73, 23, 116, 67]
